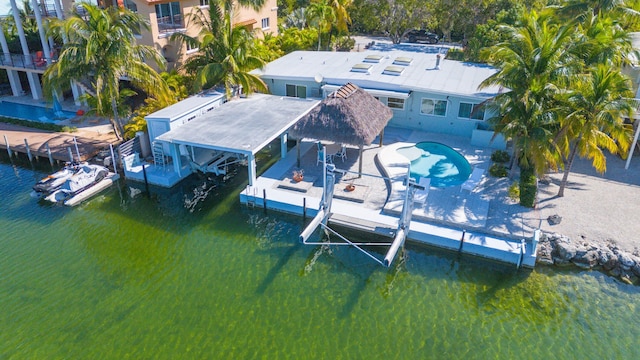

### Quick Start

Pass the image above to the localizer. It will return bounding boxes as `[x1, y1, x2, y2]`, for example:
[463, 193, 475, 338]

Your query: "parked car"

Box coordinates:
[406, 30, 439, 44]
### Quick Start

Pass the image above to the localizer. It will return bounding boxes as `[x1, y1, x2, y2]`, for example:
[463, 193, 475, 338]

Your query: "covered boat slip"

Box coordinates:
[131, 94, 320, 187]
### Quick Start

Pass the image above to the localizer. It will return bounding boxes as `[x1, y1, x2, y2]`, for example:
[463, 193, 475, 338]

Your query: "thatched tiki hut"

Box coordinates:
[289, 83, 393, 176]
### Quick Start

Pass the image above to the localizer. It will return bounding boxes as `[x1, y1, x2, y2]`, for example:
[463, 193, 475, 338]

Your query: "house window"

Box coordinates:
[286, 84, 306, 98]
[155, 2, 183, 33]
[261, 17, 270, 30]
[123, 0, 137, 12]
[387, 97, 405, 110]
[199, 0, 209, 6]
[458, 102, 485, 120]
[420, 98, 447, 116]
[186, 41, 198, 53]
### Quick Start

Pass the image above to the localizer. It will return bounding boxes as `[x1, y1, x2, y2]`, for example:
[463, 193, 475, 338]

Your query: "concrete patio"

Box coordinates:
[241, 126, 537, 267]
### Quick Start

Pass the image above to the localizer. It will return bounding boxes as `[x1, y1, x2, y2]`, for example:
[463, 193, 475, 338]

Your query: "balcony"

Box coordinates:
[157, 14, 184, 34]
[0, 52, 58, 71]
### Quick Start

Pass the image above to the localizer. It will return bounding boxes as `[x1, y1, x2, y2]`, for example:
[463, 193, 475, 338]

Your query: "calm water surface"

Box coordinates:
[1, 155, 639, 359]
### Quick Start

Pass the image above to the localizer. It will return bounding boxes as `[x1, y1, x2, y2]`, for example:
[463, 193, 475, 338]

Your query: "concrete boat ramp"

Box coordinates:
[240, 139, 537, 268]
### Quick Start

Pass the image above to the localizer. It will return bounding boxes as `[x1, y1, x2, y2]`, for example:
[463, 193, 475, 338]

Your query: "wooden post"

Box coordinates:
[458, 230, 466, 253]
[358, 144, 363, 178]
[4, 135, 12, 157]
[24, 138, 33, 162]
[45, 143, 54, 166]
[73, 137, 81, 161]
[263, 189, 267, 213]
[303, 197, 307, 220]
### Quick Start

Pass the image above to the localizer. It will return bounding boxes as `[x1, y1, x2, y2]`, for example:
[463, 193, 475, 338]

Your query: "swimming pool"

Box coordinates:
[397, 142, 472, 187]
[0, 101, 76, 123]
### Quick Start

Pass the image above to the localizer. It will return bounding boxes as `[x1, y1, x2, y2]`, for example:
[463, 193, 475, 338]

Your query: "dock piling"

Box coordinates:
[262, 189, 267, 213]
[458, 230, 466, 253]
[73, 137, 81, 162]
[67, 147, 73, 162]
[45, 143, 54, 167]
[303, 197, 307, 220]
[4, 135, 12, 157]
[109, 144, 117, 173]
[24, 138, 33, 162]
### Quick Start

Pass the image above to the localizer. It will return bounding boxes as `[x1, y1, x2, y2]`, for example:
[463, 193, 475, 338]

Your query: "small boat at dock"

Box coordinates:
[44, 163, 119, 206]
[33, 162, 85, 195]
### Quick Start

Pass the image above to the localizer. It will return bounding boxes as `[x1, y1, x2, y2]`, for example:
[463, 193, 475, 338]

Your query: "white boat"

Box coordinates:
[44, 163, 119, 206]
[33, 162, 85, 195]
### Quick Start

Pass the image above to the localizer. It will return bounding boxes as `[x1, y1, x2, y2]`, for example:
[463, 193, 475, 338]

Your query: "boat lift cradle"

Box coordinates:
[299, 155, 424, 267]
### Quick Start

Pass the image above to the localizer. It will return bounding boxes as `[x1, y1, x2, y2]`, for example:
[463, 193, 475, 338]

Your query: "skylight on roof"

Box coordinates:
[393, 57, 413, 66]
[351, 63, 373, 73]
[382, 65, 405, 76]
[363, 55, 383, 63]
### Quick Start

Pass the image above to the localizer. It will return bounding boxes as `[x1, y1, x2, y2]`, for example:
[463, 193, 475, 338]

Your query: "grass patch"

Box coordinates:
[0, 116, 77, 132]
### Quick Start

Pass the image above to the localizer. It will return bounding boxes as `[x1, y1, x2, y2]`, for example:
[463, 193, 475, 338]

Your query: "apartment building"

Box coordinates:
[0, 0, 278, 101]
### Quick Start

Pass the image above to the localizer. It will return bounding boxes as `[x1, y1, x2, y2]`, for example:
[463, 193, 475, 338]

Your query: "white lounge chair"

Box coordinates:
[461, 167, 484, 192]
[414, 177, 431, 205]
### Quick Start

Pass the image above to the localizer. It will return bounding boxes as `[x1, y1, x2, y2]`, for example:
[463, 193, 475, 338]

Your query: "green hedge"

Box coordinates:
[519, 167, 537, 208]
[0, 116, 76, 133]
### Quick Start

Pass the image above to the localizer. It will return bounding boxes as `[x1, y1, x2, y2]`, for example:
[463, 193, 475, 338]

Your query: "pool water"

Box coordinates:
[0, 101, 76, 122]
[397, 141, 472, 187]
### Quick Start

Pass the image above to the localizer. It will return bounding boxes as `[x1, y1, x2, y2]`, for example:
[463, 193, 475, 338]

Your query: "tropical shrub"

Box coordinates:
[334, 36, 355, 51]
[489, 163, 508, 177]
[519, 167, 537, 208]
[491, 149, 510, 163]
[508, 181, 519, 202]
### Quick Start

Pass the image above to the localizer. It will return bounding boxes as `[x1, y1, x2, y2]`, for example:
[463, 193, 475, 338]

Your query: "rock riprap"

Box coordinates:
[536, 232, 640, 285]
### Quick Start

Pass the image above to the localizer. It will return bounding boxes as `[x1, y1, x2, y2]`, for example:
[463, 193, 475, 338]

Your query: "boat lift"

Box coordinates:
[299, 150, 425, 267]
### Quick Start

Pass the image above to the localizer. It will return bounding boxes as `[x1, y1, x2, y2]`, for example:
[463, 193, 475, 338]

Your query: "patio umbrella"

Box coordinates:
[289, 83, 393, 176]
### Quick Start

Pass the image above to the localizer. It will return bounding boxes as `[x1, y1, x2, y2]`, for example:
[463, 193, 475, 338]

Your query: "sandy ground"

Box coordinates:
[531, 153, 640, 253]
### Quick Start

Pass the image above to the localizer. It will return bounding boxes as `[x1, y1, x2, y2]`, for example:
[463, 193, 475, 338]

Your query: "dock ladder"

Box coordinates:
[152, 142, 165, 169]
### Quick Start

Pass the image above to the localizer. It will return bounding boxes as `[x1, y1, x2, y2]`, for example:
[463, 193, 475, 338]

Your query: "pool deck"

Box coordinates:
[240, 127, 537, 268]
[0, 96, 119, 162]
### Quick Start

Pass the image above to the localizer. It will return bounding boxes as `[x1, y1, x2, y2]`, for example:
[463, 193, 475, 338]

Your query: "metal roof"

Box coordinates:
[252, 48, 502, 98]
[146, 90, 225, 120]
[155, 94, 320, 155]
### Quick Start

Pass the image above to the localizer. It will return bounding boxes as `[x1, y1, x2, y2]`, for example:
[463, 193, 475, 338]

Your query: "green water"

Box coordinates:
[1, 157, 639, 359]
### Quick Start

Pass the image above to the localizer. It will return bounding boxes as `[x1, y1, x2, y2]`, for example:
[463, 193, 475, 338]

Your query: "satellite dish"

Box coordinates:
[314, 73, 324, 83]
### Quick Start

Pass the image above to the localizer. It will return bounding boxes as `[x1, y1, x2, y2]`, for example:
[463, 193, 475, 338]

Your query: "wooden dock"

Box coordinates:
[0, 122, 119, 163]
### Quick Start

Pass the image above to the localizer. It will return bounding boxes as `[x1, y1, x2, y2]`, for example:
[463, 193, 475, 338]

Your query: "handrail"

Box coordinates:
[0, 51, 58, 70]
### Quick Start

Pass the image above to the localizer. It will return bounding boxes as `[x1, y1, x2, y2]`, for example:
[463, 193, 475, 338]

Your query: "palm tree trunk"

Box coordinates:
[317, 27, 322, 51]
[557, 139, 580, 197]
[110, 97, 123, 140]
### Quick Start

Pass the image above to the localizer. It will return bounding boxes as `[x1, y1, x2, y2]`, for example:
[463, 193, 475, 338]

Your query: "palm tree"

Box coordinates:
[555, 65, 634, 196]
[327, 0, 352, 33]
[172, 3, 267, 97]
[552, 0, 640, 19]
[481, 11, 573, 206]
[43, 3, 169, 140]
[307, 0, 336, 51]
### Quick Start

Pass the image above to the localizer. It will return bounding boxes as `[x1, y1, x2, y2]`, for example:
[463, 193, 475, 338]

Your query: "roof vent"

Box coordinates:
[363, 55, 383, 63]
[382, 65, 405, 76]
[351, 63, 373, 73]
[393, 57, 413, 66]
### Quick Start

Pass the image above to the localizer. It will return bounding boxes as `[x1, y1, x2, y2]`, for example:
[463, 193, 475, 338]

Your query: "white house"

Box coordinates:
[251, 47, 507, 149]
